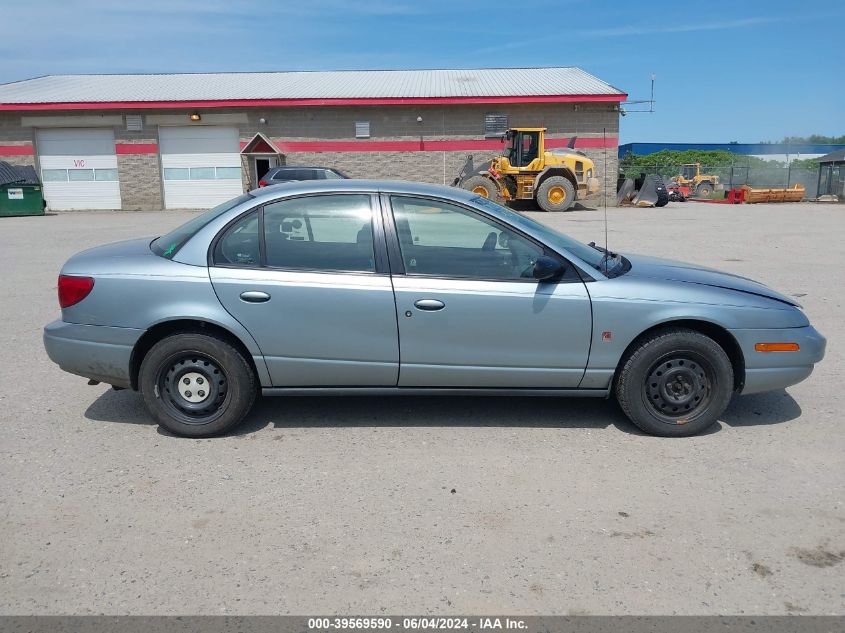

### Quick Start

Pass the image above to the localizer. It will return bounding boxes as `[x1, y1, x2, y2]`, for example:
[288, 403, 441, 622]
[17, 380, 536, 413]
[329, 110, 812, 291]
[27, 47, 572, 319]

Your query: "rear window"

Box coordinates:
[151, 193, 254, 259]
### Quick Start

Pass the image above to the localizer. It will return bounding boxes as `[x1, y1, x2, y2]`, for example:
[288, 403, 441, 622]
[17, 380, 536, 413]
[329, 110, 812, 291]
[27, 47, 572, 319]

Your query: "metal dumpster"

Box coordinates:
[0, 162, 45, 216]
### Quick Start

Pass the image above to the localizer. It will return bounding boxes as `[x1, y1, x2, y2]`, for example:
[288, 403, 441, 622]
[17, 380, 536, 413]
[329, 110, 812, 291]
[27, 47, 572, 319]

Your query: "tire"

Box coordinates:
[536, 176, 576, 212]
[139, 332, 257, 437]
[462, 175, 502, 203]
[695, 182, 713, 197]
[615, 328, 733, 437]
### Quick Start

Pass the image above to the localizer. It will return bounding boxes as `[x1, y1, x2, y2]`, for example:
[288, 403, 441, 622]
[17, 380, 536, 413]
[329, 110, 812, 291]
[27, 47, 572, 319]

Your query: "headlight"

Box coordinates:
[587, 169, 593, 178]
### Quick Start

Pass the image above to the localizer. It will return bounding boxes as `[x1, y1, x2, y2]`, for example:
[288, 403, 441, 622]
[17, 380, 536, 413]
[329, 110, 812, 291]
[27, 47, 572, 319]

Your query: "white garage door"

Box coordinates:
[37, 128, 122, 210]
[159, 126, 243, 209]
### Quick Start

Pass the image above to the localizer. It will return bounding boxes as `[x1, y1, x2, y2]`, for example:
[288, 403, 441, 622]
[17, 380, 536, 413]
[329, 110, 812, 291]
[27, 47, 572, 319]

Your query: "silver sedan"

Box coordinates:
[43, 180, 826, 437]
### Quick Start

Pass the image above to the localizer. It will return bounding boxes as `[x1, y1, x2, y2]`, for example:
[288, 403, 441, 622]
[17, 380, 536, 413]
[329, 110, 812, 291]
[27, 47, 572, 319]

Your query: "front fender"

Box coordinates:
[583, 277, 809, 376]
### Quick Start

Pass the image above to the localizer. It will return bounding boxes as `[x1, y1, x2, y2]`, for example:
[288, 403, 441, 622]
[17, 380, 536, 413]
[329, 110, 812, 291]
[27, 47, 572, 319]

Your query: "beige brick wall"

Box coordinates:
[116, 151, 163, 211]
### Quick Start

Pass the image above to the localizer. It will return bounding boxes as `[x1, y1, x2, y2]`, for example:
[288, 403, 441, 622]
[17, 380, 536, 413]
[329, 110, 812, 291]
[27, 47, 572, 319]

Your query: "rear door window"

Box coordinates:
[263, 194, 375, 272]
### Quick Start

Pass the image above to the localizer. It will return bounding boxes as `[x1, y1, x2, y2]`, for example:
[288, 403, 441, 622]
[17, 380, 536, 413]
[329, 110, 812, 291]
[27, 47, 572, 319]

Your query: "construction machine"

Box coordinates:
[454, 128, 601, 212]
[672, 163, 721, 197]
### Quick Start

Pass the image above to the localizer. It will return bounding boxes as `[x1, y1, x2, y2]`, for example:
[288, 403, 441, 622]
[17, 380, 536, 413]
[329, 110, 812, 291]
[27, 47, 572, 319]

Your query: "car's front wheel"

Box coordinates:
[615, 328, 734, 437]
[139, 332, 256, 437]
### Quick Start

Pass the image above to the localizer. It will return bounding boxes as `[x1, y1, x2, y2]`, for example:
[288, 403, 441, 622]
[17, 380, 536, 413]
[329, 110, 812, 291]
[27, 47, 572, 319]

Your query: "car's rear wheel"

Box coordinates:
[615, 328, 733, 437]
[139, 332, 256, 437]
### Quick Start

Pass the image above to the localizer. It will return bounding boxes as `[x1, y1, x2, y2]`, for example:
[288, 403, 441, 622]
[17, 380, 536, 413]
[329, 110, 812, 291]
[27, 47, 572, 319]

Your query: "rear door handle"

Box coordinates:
[240, 291, 271, 303]
[414, 299, 445, 311]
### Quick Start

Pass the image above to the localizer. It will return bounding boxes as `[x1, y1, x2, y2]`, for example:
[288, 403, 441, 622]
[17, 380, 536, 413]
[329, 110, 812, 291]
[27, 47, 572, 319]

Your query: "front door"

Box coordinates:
[209, 193, 399, 386]
[255, 156, 278, 182]
[384, 195, 592, 388]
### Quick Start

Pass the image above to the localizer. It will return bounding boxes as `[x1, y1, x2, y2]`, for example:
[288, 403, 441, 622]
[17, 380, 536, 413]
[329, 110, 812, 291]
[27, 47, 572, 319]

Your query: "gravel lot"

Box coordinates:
[0, 200, 842, 615]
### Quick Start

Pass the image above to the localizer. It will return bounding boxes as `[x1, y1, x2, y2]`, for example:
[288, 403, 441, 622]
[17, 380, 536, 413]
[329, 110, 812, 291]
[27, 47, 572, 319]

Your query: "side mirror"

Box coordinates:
[533, 255, 564, 281]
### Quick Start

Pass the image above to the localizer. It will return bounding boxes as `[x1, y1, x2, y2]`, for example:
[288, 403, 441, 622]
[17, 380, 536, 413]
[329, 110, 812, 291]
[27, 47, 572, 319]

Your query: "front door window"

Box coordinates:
[390, 196, 543, 280]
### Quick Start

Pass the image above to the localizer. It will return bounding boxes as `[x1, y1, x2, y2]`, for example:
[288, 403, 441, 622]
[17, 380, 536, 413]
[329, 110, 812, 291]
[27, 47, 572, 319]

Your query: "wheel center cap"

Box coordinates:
[660, 368, 698, 404]
[178, 371, 209, 403]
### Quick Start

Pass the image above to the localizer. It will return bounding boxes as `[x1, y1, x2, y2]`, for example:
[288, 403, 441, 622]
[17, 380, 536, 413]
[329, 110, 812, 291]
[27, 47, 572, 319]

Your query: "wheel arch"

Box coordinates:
[129, 318, 264, 391]
[614, 319, 745, 392]
[534, 167, 577, 190]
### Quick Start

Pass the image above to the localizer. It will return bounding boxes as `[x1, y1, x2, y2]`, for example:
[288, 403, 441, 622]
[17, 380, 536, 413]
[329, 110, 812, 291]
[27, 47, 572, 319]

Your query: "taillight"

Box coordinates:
[258, 180, 268, 187]
[58, 275, 95, 308]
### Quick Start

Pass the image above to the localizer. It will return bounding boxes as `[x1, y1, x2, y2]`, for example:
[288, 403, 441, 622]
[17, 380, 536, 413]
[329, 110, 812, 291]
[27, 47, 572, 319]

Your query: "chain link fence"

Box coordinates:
[619, 162, 819, 198]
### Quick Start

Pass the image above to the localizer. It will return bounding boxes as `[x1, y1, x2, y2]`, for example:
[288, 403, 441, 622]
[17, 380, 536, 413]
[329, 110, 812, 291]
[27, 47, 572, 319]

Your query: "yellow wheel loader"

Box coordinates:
[672, 163, 722, 197]
[454, 128, 601, 212]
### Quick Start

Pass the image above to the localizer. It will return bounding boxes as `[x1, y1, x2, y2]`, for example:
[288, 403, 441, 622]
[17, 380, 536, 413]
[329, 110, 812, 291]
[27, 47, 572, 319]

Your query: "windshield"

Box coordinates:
[151, 193, 254, 259]
[470, 195, 614, 273]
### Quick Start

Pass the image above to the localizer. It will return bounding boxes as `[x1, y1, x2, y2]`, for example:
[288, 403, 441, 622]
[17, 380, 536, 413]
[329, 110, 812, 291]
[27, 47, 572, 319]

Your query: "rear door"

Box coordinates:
[209, 193, 399, 387]
[383, 194, 592, 388]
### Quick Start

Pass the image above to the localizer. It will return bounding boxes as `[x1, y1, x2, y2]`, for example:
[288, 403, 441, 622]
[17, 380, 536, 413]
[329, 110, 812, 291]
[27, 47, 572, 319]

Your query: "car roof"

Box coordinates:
[249, 178, 479, 204]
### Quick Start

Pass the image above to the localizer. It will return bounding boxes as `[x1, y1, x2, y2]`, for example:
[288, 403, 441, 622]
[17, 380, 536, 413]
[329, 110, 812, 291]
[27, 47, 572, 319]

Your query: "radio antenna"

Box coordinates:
[603, 126, 609, 274]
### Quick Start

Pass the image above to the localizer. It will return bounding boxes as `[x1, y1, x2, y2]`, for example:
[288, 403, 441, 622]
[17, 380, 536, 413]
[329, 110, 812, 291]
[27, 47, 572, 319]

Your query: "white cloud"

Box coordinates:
[579, 16, 785, 38]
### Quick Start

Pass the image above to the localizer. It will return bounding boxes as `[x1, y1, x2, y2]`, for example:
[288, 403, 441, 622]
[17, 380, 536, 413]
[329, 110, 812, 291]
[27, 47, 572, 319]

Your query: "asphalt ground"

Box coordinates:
[0, 200, 842, 615]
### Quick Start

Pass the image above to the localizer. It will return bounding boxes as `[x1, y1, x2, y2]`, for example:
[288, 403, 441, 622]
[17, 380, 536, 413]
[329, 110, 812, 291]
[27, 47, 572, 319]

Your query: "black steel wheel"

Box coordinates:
[157, 353, 228, 425]
[642, 352, 714, 422]
[139, 331, 256, 437]
[615, 328, 734, 437]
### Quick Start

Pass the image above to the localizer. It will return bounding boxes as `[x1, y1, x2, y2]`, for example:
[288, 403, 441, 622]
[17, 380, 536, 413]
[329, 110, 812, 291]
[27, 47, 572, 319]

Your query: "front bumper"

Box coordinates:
[43, 320, 143, 389]
[729, 325, 826, 395]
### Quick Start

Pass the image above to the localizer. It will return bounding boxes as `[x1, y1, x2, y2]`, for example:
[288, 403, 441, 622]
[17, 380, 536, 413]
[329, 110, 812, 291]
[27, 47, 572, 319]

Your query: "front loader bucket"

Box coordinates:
[632, 175, 667, 207]
[453, 155, 476, 186]
[616, 178, 635, 205]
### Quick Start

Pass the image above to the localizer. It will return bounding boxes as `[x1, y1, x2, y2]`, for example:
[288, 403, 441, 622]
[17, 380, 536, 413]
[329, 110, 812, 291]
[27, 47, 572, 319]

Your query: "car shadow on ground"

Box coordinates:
[84, 388, 801, 438]
[507, 200, 595, 213]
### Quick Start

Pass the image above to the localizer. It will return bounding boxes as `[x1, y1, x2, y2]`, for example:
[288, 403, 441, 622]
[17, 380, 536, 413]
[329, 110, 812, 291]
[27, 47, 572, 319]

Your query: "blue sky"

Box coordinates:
[2, 0, 842, 143]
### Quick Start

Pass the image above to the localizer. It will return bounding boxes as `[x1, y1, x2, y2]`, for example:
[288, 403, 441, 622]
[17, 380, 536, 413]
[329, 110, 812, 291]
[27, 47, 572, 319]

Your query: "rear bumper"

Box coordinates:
[43, 320, 143, 389]
[730, 325, 826, 395]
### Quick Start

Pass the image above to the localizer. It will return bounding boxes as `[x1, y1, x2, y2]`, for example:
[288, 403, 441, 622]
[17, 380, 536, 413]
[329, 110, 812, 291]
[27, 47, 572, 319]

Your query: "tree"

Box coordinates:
[619, 150, 783, 176]
[772, 134, 845, 144]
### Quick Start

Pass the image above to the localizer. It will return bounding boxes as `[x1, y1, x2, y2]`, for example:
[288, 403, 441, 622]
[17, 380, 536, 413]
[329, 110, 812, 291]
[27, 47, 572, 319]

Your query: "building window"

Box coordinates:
[42, 169, 68, 182]
[484, 113, 508, 137]
[164, 167, 241, 181]
[67, 169, 95, 182]
[94, 169, 118, 181]
[355, 121, 370, 139]
[215, 167, 242, 180]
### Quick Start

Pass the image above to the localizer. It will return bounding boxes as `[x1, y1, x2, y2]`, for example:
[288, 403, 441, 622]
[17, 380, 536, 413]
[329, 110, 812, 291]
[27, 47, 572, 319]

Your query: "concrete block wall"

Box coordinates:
[0, 112, 36, 167]
[115, 145, 163, 211]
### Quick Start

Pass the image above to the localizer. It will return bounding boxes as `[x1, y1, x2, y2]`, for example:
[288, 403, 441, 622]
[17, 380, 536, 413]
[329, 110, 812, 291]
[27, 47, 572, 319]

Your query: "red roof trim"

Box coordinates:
[0, 144, 34, 156]
[0, 93, 626, 111]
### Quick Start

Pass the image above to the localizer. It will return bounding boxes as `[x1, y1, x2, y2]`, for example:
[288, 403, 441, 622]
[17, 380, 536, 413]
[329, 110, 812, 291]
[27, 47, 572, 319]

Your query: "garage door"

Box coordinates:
[37, 128, 122, 210]
[159, 126, 243, 209]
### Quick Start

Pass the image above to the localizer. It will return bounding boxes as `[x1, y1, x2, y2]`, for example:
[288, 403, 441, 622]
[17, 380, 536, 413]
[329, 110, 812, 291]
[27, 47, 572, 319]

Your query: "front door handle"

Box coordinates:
[414, 299, 445, 311]
[240, 291, 271, 303]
